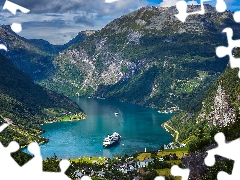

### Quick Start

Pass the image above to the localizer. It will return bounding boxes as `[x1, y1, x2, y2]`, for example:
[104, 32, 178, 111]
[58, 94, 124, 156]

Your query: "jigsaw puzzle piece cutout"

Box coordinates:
[217, 171, 232, 180]
[216, 0, 227, 13]
[216, 28, 240, 77]
[0, 141, 21, 178]
[175, 1, 188, 22]
[41, 160, 80, 180]
[204, 132, 239, 166]
[175, 0, 227, 23]
[175, 0, 205, 22]
[0, 44, 7, 51]
[0, 123, 9, 132]
[205, 132, 240, 179]
[3, 0, 30, 15]
[11, 23, 22, 33]
[59, 159, 70, 172]
[154, 176, 165, 180]
[2, 0, 30, 34]
[81, 175, 92, 180]
[21, 142, 43, 174]
[234, 11, 240, 23]
[171, 165, 190, 180]
[217, 169, 240, 180]
[204, 132, 226, 166]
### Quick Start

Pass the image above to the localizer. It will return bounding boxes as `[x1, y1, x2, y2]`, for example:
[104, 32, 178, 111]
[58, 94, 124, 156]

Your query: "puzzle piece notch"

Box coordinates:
[0, 122, 91, 180]
[11, 23, 22, 33]
[205, 132, 240, 179]
[40, 160, 71, 180]
[1, 0, 30, 50]
[21, 142, 43, 173]
[204, 132, 226, 166]
[175, 0, 205, 23]
[3, 0, 30, 15]
[216, 28, 240, 78]
[0, 123, 9, 132]
[0, 141, 21, 178]
[234, 11, 240, 23]
[175, 0, 227, 23]
[2, 0, 30, 33]
[154, 176, 165, 180]
[171, 165, 190, 180]
[215, 0, 227, 13]
[153, 165, 190, 180]
[81, 176, 92, 180]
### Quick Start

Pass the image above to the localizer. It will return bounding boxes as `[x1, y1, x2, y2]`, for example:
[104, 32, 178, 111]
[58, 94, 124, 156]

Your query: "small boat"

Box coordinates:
[114, 112, 119, 116]
[103, 132, 121, 148]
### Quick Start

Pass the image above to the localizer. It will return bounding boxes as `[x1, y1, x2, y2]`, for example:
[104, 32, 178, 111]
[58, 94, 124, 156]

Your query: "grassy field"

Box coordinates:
[71, 156, 108, 164]
[157, 168, 182, 180]
[158, 147, 189, 159]
[137, 153, 152, 161]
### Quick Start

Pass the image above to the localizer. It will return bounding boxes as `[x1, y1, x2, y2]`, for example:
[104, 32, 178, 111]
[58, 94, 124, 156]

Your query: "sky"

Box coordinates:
[0, 0, 239, 45]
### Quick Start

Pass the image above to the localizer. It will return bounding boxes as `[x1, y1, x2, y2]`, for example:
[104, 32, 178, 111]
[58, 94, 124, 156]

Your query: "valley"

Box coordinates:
[0, 3, 240, 180]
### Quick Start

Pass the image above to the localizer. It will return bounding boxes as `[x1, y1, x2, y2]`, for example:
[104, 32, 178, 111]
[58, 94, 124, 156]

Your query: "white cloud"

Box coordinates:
[159, 0, 180, 7]
[0, 0, 148, 44]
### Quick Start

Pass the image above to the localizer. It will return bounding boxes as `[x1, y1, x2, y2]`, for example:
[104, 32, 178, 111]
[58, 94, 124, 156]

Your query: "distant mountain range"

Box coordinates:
[37, 5, 240, 112]
[0, 25, 95, 81]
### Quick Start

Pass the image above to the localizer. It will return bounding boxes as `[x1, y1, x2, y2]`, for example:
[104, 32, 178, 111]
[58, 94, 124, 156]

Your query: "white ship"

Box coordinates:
[103, 132, 121, 148]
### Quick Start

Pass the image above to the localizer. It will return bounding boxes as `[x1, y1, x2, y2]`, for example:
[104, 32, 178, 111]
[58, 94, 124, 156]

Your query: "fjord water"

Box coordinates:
[39, 97, 173, 159]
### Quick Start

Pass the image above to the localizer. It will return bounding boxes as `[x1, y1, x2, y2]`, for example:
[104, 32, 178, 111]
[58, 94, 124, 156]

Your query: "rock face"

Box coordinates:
[39, 5, 240, 110]
[208, 85, 236, 127]
[197, 85, 236, 127]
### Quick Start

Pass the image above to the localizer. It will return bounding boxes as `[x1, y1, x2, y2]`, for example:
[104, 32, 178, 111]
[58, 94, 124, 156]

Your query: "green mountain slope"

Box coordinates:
[0, 54, 86, 147]
[165, 48, 240, 179]
[40, 5, 240, 111]
[0, 25, 90, 81]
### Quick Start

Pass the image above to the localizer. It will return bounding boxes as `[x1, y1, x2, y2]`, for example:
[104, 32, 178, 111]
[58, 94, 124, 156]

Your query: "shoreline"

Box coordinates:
[43, 117, 87, 124]
[43, 112, 88, 124]
[162, 122, 179, 142]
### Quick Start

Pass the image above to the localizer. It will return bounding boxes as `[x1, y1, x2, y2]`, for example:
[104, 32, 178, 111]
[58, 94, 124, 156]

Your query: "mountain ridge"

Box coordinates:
[39, 4, 240, 111]
[0, 53, 86, 147]
[0, 25, 92, 81]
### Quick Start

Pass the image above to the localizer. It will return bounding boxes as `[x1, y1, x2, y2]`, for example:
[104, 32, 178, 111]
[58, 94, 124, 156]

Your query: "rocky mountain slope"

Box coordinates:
[166, 48, 240, 179]
[40, 5, 240, 111]
[0, 53, 86, 147]
[0, 25, 91, 81]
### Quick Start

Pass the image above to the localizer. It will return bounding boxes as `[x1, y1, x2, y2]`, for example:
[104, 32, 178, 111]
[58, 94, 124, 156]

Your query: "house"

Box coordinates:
[136, 158, 154, 168]
[75, 170, 83, 180]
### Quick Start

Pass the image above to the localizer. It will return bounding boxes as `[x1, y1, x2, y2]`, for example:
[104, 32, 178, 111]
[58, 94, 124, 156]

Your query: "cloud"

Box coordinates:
[0, 0, 149, 44]
[73, 15, 94, 27]
[159, 0, 179, 7]
[2, 0, 237, 45]
[7, 0, 147, 17]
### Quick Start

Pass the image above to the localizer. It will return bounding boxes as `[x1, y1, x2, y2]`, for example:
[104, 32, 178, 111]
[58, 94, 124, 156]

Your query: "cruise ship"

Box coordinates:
[103, 132, 121, 148]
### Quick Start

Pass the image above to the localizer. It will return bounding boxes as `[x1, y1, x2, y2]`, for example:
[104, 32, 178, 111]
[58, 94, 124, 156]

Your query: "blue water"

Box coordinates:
[32, 97, 173, 159]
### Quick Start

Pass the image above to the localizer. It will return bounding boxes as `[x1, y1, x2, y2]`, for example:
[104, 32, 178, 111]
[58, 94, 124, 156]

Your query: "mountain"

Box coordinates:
[0, 53, 86, 147]
[0, 25, 90, 81]
[164, 48, 240, 179]
[39, 5, 240, 111]
[60, 30, 96, 50]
